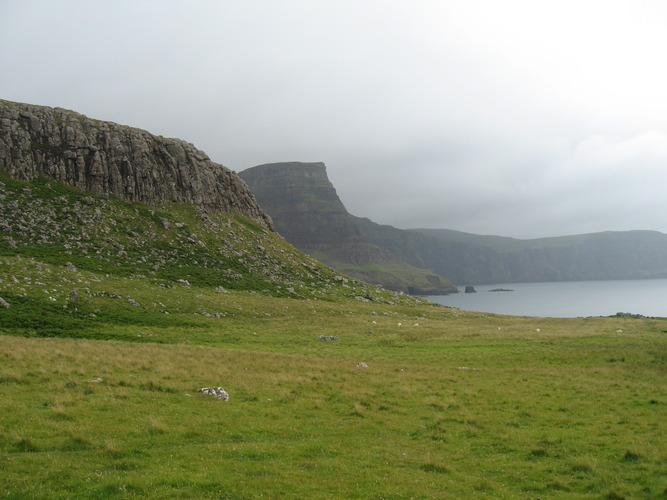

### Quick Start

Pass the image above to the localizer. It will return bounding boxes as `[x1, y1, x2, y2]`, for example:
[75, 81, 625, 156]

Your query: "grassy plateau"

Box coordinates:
[0, 175, 666, 499]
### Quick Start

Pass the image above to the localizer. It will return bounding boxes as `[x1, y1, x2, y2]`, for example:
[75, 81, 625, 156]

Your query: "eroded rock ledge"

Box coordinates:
[0, 100, 272, 229]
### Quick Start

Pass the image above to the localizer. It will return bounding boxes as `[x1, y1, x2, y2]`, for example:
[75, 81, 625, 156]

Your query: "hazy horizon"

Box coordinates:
[2, 1, 667, 239]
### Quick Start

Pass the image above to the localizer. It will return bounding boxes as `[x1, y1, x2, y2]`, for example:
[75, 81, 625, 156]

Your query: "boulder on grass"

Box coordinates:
[199, 387, 229, 401]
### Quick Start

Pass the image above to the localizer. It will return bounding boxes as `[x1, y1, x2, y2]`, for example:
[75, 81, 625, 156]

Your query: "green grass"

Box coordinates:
[1, 175, 666, 498]
[0, 173, 415, 303]
[1, 270, 666, 498]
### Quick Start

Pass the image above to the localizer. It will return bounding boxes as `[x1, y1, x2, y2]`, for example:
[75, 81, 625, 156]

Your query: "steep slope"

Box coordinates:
[239, 162, 361, 251]
[0, 100, 423, 313]
[237, 157, 667, 286]
[0, 173, 427, 343]
[239, 162, 457, 294]
[0, 99, 271, 229]
[413, 228, 667, 283]
[357, 217, 667, 284]
[0, 172, 405, 301]
[354, 217, 507, 285]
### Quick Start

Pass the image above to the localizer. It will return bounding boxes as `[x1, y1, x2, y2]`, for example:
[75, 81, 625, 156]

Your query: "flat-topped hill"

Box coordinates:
[240, 162, 457, 294]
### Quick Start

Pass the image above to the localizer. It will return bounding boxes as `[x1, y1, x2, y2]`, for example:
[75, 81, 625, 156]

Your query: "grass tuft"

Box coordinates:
[12, 436, 38, 452]
[419, 463, 449, 474]
[145, 416, 169, 435]
[621, 450, 642, 462]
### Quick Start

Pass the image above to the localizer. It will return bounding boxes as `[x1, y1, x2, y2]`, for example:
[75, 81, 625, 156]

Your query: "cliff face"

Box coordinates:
[241, 159, 667, 287]
[240, 162, 457, 294]
[0, 100, 271, 229]
[354, 217, 508, 285]
[239, 162, 364, 251]
[358, 219, 667, 285]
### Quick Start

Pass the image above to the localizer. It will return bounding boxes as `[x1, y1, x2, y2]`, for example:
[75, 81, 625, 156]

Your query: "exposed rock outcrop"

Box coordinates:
[0, 100, 271, 229]
[240, 162, 458, 295]
[240, 162, 359, 250]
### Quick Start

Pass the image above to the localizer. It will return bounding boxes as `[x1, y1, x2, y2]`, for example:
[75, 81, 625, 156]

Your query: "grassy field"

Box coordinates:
[1, 174, 666, 498]
[1, 273, 666, 499]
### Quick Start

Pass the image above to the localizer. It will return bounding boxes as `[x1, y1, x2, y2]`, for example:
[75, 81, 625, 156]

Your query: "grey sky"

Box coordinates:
[2, 0, 666, 238]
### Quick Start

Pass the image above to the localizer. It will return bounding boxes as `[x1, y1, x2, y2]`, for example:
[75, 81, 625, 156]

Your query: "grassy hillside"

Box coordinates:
[1, 175, 666, 499]
[0, 173, 413, 306]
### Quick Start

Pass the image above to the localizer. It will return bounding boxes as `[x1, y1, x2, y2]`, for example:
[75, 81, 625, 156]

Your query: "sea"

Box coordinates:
[424, 278, 667, 318]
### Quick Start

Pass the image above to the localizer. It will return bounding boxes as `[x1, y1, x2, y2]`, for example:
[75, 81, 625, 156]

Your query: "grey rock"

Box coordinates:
[199, 387, 229, 401]
[0, 100, 272, 230]
[126, 297, 140, 306]
[0, 297, 9, 308]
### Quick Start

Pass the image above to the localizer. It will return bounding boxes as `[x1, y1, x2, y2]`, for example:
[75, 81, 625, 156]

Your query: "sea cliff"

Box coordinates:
[0, 100, 271, 229]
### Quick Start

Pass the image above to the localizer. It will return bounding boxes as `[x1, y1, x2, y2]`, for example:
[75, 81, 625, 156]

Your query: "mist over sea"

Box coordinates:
[425, 279, 667, 318]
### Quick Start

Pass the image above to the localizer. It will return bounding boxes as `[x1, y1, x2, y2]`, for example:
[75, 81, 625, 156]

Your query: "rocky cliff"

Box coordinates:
[0, 100, 271, 229]
[410, 228, 667, 284]
[239, 162, 457, 294]
[357, 218, 667, 285]
[239, 162, 360, 250]
[240, 159, 667, 286]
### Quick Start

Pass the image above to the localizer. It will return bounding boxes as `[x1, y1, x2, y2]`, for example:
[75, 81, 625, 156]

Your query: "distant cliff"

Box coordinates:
[239, 162, 457, 294]
[355, 218, 667, 284]
[240, 159, 667, 286]
[239, 162, 359, 250]
[0, 100, 272, 229]
[411, 228, 667, 284]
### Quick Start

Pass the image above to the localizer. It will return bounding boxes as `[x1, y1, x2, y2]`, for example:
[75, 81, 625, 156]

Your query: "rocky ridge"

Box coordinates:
[239, 162, 457, 295]
[359, 221, 667, 285]
[0, 100, 271, 229]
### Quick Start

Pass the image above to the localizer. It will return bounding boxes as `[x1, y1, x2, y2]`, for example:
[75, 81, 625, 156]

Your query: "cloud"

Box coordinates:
[1, 0, 667, 238]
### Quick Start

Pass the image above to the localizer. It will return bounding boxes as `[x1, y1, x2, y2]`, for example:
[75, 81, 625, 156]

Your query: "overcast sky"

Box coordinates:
[2, 0, 667, 238]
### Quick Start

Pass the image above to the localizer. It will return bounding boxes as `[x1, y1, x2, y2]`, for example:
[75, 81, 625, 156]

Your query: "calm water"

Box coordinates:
[425, 279, 667, 318]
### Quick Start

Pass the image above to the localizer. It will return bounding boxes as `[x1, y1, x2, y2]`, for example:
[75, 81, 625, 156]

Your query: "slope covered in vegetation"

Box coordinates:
[1, 175, 665, 499]
[1, 174, 412, 295]
[0, 105, 665, 499]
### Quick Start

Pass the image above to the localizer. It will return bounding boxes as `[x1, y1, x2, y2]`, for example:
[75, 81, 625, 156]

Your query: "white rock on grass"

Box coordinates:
[0, 297, 9, 308]
[199, 387, 229, 401]
[318, 335, 339, 341]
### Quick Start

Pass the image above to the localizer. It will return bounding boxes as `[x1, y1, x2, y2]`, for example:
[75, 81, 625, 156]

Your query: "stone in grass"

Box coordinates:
[199, 387, 229, 401]
[356, 362, 368, 368]
[0, 297, 9, 308]
[318, 335, 339, 341]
